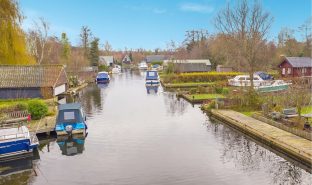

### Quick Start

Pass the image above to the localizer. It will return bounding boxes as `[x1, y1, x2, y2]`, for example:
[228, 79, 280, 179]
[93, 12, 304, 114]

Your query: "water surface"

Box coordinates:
[1, 70, 311, 185]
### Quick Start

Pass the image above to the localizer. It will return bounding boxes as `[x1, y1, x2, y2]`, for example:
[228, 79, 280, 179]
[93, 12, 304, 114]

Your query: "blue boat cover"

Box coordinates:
[146, 71, 159, 80]
[97, 72, 109, 79]
[57, 108, 83, 124]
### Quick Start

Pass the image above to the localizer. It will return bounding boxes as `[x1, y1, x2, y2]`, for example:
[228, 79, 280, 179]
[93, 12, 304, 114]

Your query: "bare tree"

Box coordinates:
[27, 17, 49, 64]
[104, 41, 112, 55]
[214, 0, 273, 88]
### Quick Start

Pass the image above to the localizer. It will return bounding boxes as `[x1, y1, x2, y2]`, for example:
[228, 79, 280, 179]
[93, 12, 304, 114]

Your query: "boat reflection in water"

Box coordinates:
[97, 83, 109, 89]
[0, 150, 39, 176]
[146, 84, 159, 94]
[57, 134, 86, 156]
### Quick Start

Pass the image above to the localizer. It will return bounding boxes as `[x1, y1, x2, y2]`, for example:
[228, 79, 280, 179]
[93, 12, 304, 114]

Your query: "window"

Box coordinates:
[238, 77, 245, 80]
[282, 68, 285, 75]
[64, 111, 75, 120]
[301, 68, 307, 74]
[288, 68, 291, 74]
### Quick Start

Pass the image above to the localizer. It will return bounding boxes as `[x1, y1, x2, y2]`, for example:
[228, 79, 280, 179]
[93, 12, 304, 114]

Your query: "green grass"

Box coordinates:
[301, 105, 312, 114]
[241, 111, 255, 117]
[186, 94, 225, 100]
[164, 82, 215, 88]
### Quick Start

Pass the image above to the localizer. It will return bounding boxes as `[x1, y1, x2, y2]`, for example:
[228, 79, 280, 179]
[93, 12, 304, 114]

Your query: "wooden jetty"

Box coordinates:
[210, 109, 312, 166]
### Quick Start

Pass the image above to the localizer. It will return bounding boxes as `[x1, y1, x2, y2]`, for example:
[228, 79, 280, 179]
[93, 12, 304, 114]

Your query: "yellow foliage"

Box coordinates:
[0, 0, 35, 65]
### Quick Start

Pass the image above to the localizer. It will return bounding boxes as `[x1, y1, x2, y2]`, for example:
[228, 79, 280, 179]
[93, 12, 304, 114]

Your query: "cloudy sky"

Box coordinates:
[20, 0, 311, 50]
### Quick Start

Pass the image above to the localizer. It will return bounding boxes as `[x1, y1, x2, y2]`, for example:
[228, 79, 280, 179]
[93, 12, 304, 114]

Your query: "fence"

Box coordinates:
[252, 113, 312, 141]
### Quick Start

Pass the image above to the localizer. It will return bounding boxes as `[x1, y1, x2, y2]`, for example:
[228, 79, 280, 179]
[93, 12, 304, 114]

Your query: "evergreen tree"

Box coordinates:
[61, 32, 71, 63]
[89, 38, 99, 66]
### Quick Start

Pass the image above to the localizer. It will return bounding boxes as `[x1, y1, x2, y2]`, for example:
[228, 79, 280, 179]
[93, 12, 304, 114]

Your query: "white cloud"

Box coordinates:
[180, 3, 214, 13]
[126, 5, 166, 14]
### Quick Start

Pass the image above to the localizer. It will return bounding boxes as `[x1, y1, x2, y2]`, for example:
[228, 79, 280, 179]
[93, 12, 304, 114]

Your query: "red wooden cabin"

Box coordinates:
[278, 57, 312, 77]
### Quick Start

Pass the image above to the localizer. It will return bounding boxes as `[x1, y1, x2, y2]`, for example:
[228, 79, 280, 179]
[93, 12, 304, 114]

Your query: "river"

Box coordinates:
[1, 70, 311, 185]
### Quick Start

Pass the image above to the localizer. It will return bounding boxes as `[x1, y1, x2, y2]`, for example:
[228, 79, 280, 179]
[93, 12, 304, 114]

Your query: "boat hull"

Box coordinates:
[55, 122, 87, 136]
[96, 78, 109, 83]
[145, 80, 160, 85]
[257, 84, 289, 93]
[0, 139, 37, 159]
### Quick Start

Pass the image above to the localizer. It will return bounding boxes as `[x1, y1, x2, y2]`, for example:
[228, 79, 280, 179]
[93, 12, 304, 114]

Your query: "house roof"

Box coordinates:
[284, 57, 312, 68]
[0, 65, 68, 88]
[145, 55, 167, 63]
[164, 59, 211, 66]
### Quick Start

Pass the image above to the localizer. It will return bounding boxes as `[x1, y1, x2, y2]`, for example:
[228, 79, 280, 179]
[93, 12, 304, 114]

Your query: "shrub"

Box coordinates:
[215, 87, 223, 94]
[27, 99, 48, 120]
[222, 88, 229, 95]
[189, 88, 197, 94]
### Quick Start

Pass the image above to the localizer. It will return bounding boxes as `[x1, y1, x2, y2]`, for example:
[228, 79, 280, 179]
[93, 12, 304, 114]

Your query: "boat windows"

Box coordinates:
[64, 111, 75, 120]
[238, 77, 245, 80]
[148, 72, 156, 76]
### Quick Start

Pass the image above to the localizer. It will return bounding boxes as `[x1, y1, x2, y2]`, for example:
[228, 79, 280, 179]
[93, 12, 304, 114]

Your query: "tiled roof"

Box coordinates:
[285, 57, 312, 68]
[0, 65, 67, 88]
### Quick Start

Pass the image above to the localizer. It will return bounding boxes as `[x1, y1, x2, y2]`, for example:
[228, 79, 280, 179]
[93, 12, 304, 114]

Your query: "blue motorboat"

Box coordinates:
[0, 126, 39, 160]
[146, 70, 160, 85]
[55, 103, 87, 136]
[96, 72, 110, 83]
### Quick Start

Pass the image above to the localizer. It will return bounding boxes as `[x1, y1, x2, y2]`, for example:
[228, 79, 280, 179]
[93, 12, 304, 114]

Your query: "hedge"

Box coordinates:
[161, 72, 243, 83]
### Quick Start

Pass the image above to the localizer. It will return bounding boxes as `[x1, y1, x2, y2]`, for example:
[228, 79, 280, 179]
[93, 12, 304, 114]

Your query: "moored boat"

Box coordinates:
[145, 70, 160, 85]
[139, 62, 148, 70]
[255, 80, 291, 93]
[0, 126, 38, 160]
[96, 72, 110, 83]
[228, 75, 264, 87]
[55, 103, 87, 136]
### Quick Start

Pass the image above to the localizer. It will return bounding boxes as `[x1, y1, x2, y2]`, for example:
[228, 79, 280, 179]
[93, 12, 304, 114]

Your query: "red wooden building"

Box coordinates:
[278, 57, 312, 77]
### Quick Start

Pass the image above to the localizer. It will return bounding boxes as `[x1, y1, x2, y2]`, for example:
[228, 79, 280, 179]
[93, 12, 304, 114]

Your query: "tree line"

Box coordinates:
[0, 0, 311, 79]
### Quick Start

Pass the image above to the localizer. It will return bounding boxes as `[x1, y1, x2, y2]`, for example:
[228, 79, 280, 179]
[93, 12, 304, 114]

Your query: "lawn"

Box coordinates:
[301, 105, 312, 114]
[186, 94, 225, 100]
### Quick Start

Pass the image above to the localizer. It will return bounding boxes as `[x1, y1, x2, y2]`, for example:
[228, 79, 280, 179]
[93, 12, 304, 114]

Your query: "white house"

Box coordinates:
[99, 56, 114, 66]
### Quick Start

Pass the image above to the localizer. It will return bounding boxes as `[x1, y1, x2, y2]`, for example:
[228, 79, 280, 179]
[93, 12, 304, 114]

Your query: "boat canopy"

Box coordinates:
[57, 103, 83, 124]
[97, 72, 109, 78]
[146, 71, 158, 80]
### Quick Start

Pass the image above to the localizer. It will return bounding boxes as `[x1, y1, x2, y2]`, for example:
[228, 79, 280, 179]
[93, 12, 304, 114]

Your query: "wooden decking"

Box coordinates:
[210, 109, 312, 166]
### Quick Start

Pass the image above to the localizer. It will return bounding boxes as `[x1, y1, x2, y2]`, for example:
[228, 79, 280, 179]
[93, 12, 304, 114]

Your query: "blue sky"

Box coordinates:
[20, 0, 311, 50]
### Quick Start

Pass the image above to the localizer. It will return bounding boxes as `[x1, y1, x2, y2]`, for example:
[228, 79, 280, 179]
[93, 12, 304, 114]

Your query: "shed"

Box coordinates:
[278, 57, 312, 77]
[0, 65, 68, 99]
[164, 59, 211, 73]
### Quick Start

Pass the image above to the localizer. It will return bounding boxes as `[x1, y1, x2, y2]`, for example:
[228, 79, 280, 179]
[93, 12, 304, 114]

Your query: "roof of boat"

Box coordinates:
[58, 103, 82, 110]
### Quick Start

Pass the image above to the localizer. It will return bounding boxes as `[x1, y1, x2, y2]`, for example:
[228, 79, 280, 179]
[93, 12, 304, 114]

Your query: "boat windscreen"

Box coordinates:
[57, 109, 83, 123]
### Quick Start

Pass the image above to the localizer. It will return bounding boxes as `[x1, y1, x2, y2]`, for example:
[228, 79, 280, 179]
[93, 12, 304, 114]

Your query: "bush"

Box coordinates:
[215, 87, 223, 94]
[222, 88, 229, 95]
[27, 99, 48, 120]
[189, 88, 197, 94]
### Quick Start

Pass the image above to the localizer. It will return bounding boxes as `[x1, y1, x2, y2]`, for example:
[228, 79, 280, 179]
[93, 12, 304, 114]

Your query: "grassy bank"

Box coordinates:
[162, 82, 215, 88]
